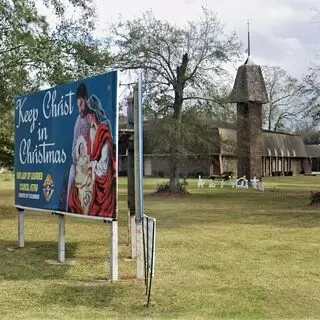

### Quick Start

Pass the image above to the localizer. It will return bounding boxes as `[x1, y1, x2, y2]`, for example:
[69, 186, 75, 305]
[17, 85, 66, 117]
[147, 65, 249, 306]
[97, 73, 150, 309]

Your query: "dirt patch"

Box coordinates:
[118, 277, 137, 285]
[78, 279, 111, 287]
[149, 192, 191, 198]
[45, 259, 76, 266]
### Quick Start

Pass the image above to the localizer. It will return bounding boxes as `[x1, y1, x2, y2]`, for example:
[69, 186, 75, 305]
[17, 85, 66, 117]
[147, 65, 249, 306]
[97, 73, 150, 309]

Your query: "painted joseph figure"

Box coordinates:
[68, 94, 116, 218]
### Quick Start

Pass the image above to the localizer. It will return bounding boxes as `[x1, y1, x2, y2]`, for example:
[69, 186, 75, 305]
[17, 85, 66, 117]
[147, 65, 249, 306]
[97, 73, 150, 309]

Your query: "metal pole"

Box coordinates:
[110, 220, 119, 281]
[18, 208, 25, 248]
[57, 214, 65, 263]
[134, 82, 144, 279]
[138, 75, 144, 219]
[127, 93, 136, 258]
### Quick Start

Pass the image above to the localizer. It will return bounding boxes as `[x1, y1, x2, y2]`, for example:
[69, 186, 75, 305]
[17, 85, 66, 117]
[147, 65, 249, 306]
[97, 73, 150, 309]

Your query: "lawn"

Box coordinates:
[1, 176, 320, 319]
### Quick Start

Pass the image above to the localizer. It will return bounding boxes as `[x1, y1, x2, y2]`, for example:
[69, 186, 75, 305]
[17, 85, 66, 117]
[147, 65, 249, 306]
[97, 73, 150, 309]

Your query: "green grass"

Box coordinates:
[1, 176, 320, 319]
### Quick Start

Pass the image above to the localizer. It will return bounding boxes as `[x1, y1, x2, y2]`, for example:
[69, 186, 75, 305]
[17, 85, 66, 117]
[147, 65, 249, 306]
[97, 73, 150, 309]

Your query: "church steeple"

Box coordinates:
[229, 21, 268, 103]
[229, 22, 269, 180]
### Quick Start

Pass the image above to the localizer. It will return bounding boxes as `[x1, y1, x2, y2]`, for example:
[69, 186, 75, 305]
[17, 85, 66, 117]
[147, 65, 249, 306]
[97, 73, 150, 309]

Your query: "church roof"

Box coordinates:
[305, 145, 320, 158]
[217, 127, 308, 157]
[262, 131, 307, 157]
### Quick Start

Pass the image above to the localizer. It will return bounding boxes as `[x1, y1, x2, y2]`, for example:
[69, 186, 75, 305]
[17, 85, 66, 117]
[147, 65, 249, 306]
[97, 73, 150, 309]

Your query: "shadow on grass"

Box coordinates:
[0, 240, 78, 280]
[39, 281, 155, 316]
[146, 189, 320, 229]
[39, 283, 119, 309]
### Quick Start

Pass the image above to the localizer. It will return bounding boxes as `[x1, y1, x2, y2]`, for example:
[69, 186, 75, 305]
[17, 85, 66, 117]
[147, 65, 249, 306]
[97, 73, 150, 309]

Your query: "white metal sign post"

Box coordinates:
[110, 220, 119, 281]
[18, 208, 25, 248]
[57, 214, 65, 263]
[134, 77, 144, 279]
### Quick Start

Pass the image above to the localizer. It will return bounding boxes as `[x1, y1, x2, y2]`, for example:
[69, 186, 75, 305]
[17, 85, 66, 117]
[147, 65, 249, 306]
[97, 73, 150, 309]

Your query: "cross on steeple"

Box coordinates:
[247, 20, 251, 57]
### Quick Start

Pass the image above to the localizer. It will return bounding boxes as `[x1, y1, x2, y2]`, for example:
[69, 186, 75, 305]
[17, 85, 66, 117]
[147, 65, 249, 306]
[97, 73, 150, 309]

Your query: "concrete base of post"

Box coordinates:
[136, 221, 144, 279]
[131, 214, 136, 258]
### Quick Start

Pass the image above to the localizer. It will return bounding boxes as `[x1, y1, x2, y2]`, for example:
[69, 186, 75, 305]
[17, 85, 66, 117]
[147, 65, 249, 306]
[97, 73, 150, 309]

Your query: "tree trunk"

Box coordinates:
[169, 149, 180, 192]
[169, 53, 188, 192]
[169, 91, 183, 192]
[268, 106, 272, 131]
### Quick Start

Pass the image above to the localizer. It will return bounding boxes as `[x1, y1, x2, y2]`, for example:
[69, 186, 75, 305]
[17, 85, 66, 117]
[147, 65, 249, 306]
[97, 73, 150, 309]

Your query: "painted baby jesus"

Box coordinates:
[74, 135, 93, 215]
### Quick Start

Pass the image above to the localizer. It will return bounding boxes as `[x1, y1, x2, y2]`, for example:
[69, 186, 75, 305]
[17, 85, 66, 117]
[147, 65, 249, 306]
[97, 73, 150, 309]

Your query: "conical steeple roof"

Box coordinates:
[229, 57, 268, 104]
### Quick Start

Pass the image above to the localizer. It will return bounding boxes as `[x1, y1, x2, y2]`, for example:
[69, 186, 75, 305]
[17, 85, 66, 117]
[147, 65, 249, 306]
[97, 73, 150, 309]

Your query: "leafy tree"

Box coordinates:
[261, 65, 305, 132]
[110, 8, 241, 191]
[190, 84, 236, 123]
[0, 0, 111, 168]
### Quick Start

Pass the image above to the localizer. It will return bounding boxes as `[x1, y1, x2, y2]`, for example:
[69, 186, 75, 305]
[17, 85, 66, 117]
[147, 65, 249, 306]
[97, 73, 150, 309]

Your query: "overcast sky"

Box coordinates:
[92, 0, 320, 79]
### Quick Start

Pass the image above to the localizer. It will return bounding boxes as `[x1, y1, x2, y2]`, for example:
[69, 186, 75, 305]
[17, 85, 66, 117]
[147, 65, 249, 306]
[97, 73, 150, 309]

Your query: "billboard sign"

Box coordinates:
[15, 71, 118, 220]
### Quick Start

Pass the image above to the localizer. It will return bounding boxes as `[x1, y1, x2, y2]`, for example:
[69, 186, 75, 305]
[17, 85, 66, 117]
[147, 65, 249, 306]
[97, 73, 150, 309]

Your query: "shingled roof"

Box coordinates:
[305, 145, 320, 158]
[262, 131, 307, 157]
[218, 126, 307, 157]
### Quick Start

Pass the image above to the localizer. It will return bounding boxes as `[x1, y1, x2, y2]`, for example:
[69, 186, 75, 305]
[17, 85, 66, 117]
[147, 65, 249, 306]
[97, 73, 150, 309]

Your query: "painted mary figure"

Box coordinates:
[69, 95, 116, 218]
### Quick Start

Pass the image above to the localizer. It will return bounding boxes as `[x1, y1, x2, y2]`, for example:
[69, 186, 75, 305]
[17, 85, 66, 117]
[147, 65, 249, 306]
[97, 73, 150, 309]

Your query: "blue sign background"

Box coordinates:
[15, 71, 118, 219]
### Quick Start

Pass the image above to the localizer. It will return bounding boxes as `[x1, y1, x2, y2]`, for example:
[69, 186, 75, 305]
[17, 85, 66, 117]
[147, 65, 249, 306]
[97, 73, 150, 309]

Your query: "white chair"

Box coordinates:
[209, 179, 216, 188]
[197, 175, 205, 188]
[251, 176, 259, 189]
[257, 181, 265, 192]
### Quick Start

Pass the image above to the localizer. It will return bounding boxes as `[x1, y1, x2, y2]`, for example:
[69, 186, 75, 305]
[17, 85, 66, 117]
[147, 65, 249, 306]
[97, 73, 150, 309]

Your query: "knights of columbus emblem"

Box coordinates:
[43, 174, 54, 202]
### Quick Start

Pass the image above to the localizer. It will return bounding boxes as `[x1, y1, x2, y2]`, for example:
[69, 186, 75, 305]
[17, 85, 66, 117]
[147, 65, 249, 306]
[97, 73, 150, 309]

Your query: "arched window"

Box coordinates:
[292, 149, 296, 157]
[280, 149, 284, 156]
[274, 148, 278, 157]
[267, 148, 271, 156]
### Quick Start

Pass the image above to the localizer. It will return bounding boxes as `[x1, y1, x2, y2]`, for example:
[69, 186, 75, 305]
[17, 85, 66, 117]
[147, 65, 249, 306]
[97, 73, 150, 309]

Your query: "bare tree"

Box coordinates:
[261, 65, 305, 131]
[110, 8, 241, 191]
[303, 55, 320, 123]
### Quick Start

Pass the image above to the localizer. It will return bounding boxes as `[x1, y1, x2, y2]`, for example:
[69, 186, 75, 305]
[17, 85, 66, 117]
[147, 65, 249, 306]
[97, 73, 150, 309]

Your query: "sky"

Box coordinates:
[37, 0, 320, 80]
[91, 0, 320, 79]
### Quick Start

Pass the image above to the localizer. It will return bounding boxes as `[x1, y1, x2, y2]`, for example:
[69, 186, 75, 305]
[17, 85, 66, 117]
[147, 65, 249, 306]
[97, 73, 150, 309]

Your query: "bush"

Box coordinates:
[0, 170, 13, 181]
[310, 191, 320, 205]
[158, 171, 165, 178]
[222, 171, 234, 176]
[156, 181, 188, 193]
